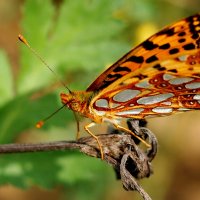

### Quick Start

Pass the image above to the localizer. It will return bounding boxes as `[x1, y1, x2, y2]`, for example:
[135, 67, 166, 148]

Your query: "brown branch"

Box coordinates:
[0, 120, 157, 200]
[0, 134, 137, 169]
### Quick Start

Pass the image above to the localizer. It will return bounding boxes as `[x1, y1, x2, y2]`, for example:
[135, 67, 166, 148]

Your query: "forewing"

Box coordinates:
[87, 14, 200, 92]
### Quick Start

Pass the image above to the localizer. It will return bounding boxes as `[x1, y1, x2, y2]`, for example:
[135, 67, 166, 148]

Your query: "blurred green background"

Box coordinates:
[0, 0, 200, 199]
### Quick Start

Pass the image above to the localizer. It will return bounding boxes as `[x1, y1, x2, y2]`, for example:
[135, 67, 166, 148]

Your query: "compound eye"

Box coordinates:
[71, 101, 80, 111]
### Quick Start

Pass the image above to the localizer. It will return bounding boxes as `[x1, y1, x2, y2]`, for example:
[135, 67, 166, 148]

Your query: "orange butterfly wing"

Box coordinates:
[86, 14, 200, 119]
[87, 14, 200, 92]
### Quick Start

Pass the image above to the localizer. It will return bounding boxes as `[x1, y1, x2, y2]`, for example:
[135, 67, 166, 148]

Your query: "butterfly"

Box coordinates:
[36, 14, 199, 159]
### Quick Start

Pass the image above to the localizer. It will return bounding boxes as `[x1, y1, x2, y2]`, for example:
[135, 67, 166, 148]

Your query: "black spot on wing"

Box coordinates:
[134, 74, 148, 80]
[142, 40, 158, 50]
[98, 73, 123, 90]
[183, 43, 196, 50]
[168, 69, 178, 73]
[113, 66, 131, 73]
[169, 48, 179, 54]
[178, 32, 186, 37]
[178, 38, 186, 43]
[126, 56, 144, 64]
[153, 64, 166, 71]
[98, 81, 113, 90]
[192, 32, 199, 39]
[159, 43, 170, 49]
[107, 73, 123, 79]
[156, 27, 175, 36]
[146, 55, 158, 63]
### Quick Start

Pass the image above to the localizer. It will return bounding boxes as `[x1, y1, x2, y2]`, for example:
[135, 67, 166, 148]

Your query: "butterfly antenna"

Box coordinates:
[36, 104, 66, 128]
[18, 34, 72, 93]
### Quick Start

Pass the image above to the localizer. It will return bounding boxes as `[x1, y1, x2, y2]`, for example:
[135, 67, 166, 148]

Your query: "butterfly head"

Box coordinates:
[60, 91, 92, 113]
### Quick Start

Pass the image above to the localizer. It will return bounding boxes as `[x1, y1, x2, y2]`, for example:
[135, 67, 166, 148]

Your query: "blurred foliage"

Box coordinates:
[0, 50, 13, 106]
[0, 0, 199, 199]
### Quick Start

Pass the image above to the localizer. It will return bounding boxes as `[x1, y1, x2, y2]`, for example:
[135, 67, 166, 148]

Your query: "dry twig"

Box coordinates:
[0, 119, 157, 200]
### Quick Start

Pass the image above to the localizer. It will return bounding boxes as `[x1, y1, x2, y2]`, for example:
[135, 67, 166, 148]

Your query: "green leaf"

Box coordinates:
[0, 50, 13, 107]
[17, 0, 129, 93]
[17, 0, 55, 94]
[1, 1, 128, 192]
[0, 92, 73, 143]
[0, 151, 114, 197]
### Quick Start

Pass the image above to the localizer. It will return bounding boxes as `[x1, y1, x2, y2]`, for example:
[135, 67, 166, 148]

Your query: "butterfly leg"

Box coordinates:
[76, 131, 80, 140]
[75, 120, 81, 140]
[113, 123, 151, 148]
[84, 122, 104, 160]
